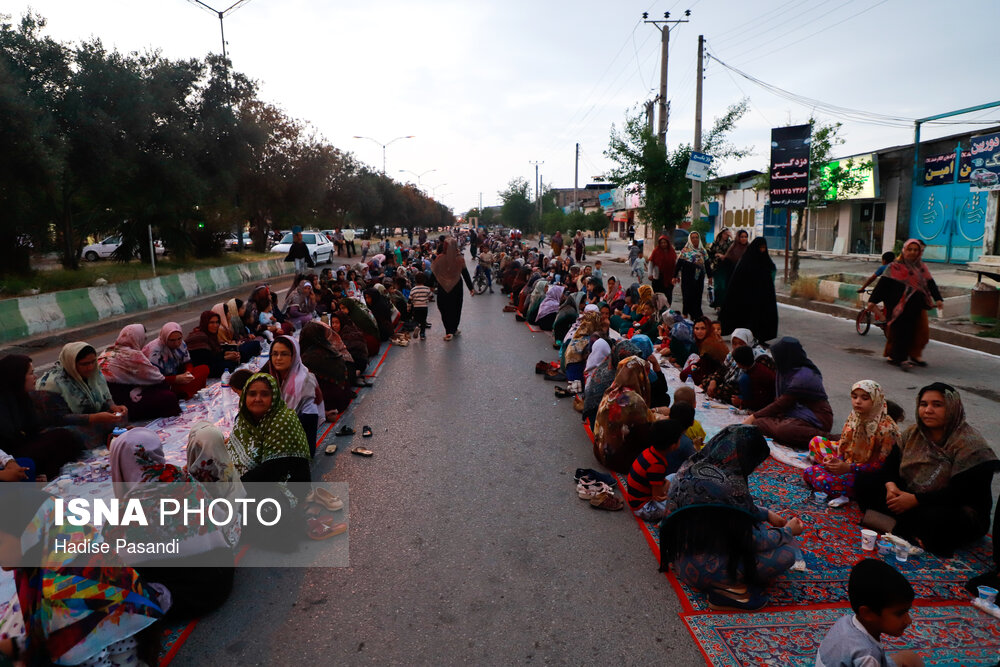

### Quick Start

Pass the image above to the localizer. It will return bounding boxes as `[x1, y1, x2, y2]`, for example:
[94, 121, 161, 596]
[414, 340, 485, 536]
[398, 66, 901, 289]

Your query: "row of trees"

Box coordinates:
[0, 12, 452, 274]
[466, 178, 609, 237]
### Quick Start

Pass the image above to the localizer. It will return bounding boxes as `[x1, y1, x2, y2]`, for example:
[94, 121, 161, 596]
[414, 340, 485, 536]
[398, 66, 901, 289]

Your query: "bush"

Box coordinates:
[789, 277, 820, 300]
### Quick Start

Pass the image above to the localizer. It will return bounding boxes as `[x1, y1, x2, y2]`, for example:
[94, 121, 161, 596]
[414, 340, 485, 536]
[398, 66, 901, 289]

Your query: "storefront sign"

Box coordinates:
[819, 153, 878, 201]
[769, 124, 811, 207]
[923, 150, 972, 186]
[598, 191, 614, 211]
[969, 132, 1000, 192]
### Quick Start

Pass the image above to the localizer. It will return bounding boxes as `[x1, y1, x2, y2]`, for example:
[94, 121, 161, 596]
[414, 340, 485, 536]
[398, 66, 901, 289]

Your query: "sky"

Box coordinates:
[7, 0, 1000, 216]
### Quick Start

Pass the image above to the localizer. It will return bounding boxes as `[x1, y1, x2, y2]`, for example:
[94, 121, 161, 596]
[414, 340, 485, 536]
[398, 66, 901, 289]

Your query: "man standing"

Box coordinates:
[628, 222, 636, 242]
[333, 228, 345, 256]
[343, 227, 355, 257]
[469, 227, 479, 260]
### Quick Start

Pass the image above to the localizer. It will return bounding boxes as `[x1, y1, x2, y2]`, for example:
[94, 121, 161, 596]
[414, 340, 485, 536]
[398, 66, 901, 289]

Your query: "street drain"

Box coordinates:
[954, 385, 1000, 404]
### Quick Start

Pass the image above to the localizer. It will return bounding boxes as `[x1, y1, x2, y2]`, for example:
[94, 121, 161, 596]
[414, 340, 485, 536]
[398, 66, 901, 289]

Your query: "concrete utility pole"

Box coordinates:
[645, 99, 655, 134]
[643, 10, 690, 146]
[574, 143, 579, 212]
[690, 34, 704, 227]
[529, 160, 544, 222]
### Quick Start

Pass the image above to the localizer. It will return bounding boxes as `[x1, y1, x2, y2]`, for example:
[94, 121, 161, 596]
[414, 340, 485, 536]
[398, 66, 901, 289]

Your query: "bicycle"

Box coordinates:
[855, 289, 887, 336]
[473, 262, 490, 295]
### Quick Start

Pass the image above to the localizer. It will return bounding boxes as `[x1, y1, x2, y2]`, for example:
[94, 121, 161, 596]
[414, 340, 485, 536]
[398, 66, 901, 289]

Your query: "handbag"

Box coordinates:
[648, 263, 660, 280]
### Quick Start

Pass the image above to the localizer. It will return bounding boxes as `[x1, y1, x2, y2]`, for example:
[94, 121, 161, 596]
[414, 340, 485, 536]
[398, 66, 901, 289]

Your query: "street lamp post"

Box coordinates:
[429, 183, 448, 198]
[398, 168, 436, 189]
[352, 135, 415, 174]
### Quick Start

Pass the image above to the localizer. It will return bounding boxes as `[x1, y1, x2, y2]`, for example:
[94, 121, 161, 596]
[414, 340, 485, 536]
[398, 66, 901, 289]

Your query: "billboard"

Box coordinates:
[818, 153, 878, 201]
[969, 132, 1000, 192]
[769, 124, 811, 208]
[923, 150, 972, 186]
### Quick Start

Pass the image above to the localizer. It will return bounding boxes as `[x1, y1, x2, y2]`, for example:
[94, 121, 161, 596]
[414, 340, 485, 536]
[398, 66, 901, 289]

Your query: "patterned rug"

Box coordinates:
[624, 458, 992, 611]
[682, 604, 1000, 666]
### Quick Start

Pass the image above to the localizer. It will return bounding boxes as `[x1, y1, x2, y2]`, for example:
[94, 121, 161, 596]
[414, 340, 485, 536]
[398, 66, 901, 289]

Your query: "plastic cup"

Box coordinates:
[894, 543, 909, 563]
[813, 492, 828, 506]
[860, 529, 878, 551]
[979, 586, 998, 605]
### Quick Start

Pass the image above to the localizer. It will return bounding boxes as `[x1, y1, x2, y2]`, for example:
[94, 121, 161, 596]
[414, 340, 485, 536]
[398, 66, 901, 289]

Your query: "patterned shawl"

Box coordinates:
[593, 357, 654, 464]
[537, 284, 565, 320]
[35, 342, 112, 415]
[886, 238, 935, 326]
[564, 312, 601, 364]
[679, 232, 708, 268]
[227, 373, 310, 476]
[263, 336, 313, 412]
[839, 380, 900, 465]
[142, 322, 191, 376]
[432, 238, 466, 292]
[98, 324, 164, 385]
[341, 297, 379, 339]
[898, 383, 997, 493]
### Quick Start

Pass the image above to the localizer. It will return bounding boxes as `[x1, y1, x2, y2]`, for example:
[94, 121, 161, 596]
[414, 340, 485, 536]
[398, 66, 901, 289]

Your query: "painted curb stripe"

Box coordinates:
[54, 289, 99, 329]
[0, 299, 29, 340]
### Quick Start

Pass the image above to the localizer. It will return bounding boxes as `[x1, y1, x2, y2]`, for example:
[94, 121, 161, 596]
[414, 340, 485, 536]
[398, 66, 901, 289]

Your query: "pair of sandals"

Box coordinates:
[333, 425, 374, 456]
[577, 479, 623, 511]
[304, 488, 347, 541]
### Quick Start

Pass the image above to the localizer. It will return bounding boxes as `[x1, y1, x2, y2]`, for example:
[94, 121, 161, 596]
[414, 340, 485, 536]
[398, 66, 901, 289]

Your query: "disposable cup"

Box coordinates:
[860, 529, 878, 551]
[979, 586, 998, 605]
[813, 492, 828, 506]
[894, 543, 909, 563]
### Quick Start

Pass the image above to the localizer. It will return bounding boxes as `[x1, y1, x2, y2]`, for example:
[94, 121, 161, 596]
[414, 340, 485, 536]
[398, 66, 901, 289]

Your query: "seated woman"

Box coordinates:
[744, 337, 833, 450]
[855, 383, 998, 557]
[34, 342, 128, 449]
[299, 321, 356, 414]
[339, 298, 381, 357]
[364, 287, 395, 341]
[246, 284, 293, 337]
[630, 334, 670, 409]
[804, 380, 900, 502]
[0, 355, 83, 480]
[582, 339, 641, 428]
[284, 279, 318, 330]
[221, 298, 263, 361]
[678, 317, 728, 385]
[98, 324, 181, 421]
[525, 280, 549, 326]
[563, 311, 602, 391]
[227, 372, 312, 493]
[263, 336, 323, 456]
[331, 312, 372, 386]
[626, 301, 660, 342]
[109, 427, 236, 621]
[703, 327, 771, 403]
[535, 284, 564, 332]
[186, 311, 242, 378]
[142, 322, 209, 399]
[593, 357, 656, 474]
[659, 425, 803, 611]
[552, 291, 582, 344]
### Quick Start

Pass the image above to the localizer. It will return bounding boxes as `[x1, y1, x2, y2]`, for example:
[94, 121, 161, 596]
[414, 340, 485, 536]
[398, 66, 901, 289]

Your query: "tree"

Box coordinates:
[604, 100, 750, 236]
[498, 177, 533, 231]
[754, 118, 871, 280]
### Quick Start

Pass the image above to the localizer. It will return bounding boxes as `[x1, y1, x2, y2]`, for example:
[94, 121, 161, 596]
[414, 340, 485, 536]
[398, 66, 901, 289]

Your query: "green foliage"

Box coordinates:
[499, 177, 535, 231]
[604, 99, 750, 235]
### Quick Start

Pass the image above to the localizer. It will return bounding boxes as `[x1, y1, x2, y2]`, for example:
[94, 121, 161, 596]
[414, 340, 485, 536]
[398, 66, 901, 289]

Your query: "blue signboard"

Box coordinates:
[969, 132, 1000, 192]
[598, 191, 614, 211]
[685, 151, 714, 181]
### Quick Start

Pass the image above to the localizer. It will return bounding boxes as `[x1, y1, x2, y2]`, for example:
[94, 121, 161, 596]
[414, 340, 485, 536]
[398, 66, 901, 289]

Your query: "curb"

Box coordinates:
[0, 258, 292, 346]
[776, 294, 1000, 356]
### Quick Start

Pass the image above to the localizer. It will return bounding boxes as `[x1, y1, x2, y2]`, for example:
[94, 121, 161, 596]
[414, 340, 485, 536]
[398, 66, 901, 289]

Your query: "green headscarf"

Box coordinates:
[227, 372, 310, 476]
[340, 298, 379, 339]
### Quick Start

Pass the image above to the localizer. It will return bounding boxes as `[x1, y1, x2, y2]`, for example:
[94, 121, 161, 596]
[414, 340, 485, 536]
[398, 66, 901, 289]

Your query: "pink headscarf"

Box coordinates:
[265, 336, 311, 410]
[110, 427, 165, 492]
[99, 324, 165, 385]
[142, 322, 190, 376]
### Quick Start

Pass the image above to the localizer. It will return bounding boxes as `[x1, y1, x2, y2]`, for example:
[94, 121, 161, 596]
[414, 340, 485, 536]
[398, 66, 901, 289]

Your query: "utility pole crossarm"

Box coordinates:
[642, 10, 691, 146]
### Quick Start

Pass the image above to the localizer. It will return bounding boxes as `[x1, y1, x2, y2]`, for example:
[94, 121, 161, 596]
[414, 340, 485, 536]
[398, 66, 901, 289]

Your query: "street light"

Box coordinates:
[351, 135, 415, 174]
[398, 168, 436, 188]
[429, 183, 448, 197]
[186, 0, 253, 62]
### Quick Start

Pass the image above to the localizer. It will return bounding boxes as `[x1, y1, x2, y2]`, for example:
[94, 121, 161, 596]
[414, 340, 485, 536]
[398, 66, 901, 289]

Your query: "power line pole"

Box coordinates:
[539, 173, 544, 220]
[690, 34, 705, 229]
[645, 99, 655, 134]
[574, 143, 580, 212]
[529, 160, 543, 223]
[643, 10, 691, 146]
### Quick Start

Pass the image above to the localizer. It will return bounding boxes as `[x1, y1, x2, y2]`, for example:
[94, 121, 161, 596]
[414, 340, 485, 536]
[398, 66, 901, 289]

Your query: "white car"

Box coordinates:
[223, 232, 253, 250]
[269, 230, 334, 264]
[81, 236, 166, 261]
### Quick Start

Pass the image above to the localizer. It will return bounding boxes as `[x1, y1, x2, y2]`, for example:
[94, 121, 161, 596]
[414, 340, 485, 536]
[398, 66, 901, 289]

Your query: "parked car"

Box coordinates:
[224, 232, 254, 250]
[81, 236, 166, 261]
[269, 230, 334, 264]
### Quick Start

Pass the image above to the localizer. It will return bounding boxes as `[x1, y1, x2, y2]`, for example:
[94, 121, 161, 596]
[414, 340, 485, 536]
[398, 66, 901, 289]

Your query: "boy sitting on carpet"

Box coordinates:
[731, 345, 775, 412]
[625, 419, 684, 522]
[816, 559, 924, 667]
[671, 386, 706, 449]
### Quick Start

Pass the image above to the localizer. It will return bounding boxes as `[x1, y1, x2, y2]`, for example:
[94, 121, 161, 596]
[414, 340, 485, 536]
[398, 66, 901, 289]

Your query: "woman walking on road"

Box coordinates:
[720, 236, 778, 342]
[647, 235, 677, 305]
[432, 237, 475, 341]
[868, 239, 943, 368]
[673, 232, 711, 320]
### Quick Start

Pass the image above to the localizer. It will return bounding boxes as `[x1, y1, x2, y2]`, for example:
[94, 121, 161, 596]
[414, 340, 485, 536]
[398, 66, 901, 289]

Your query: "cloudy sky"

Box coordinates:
[8, 0, 999, 214]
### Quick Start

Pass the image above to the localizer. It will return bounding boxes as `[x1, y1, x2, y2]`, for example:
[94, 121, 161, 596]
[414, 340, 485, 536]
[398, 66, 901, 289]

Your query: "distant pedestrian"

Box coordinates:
[720, 237, 778, 342]
[284, 232, 315, 275]
[573, 231, 585, 262]
[343, 227, 356, 257]
[672, 232, 710, 320]
[408, 273, 433, 340]
[647, 235, 677, 306]
[628, 223, 635, 242]
[432, 238, 475, 341]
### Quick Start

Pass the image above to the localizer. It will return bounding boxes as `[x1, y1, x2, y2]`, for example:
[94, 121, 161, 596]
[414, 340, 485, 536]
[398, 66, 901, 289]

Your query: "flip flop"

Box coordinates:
[335, 426, 355, 437]
[351, 447, 374, 457]
[361, 425, 373, 437]
[324, 444, 337, 456]
[307, 517, 347, 541]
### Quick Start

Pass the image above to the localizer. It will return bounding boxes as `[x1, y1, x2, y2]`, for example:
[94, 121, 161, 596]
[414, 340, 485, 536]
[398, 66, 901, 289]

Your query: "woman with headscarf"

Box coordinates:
[709, 228, 740, 308]
[432, 237, 475, 341]
[744, 337, 833, 450]
[98, 324, 181, 421]
[672, 231, 711, 320]
[563, 310, 602, 390]
[678, 317, 730, 386]
[720, 236, 778, 341]
[0, 355, 83, 480]
[220, 298, 263, 359]
[593, 356, 656, 474]
[142, 322, 210, 399]
[363, 287, 394, 341]
[647, 235, 678, 304]
[703, 327, 771, 403]
[553, 291, 584, 344]
[534, 284, 564, 332]
[803, 380, 900, 502]
[186, 310, 241, 378]
[339, 298, 381, 357]
[331, 312, 371, 385]
[263, 336, 323, 456]
[855, 383, 998, 557]
[628, 334, 670, 409]
[299, 321, 356, 414]
[247, 284, 293, 337]
[108, 427, 236, 620]
[581, 339, 642, 426]
[868, 239, 944, 367]
[525, 280, 550, 326]
[283, 280, 318, 330]
[34, 342, 128, 448]
[659, 425, 802, 611]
